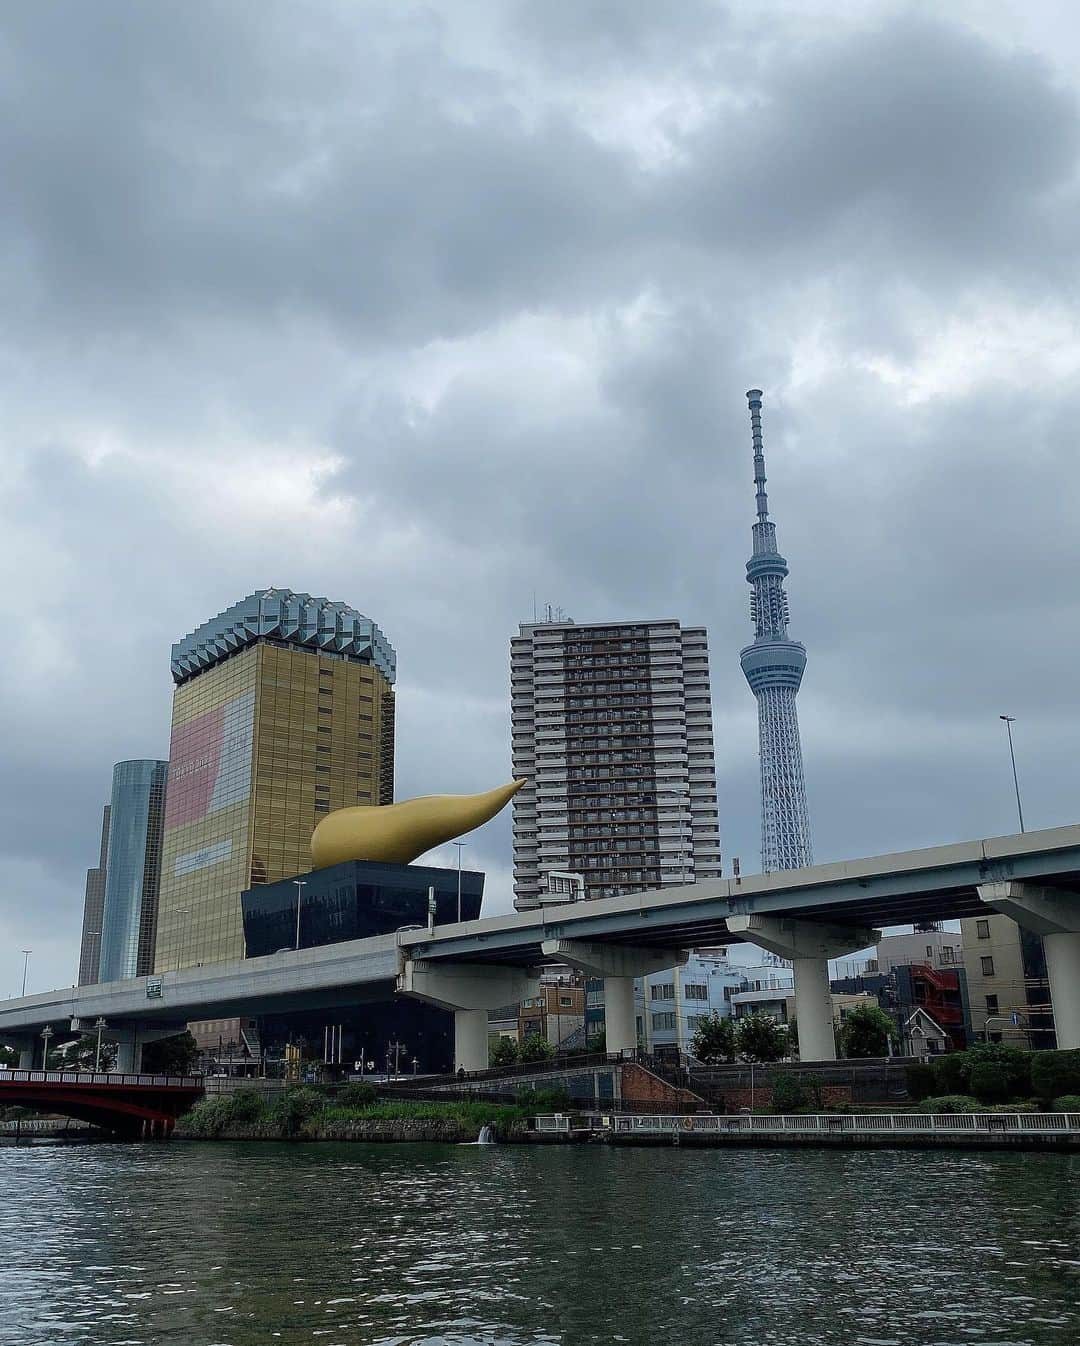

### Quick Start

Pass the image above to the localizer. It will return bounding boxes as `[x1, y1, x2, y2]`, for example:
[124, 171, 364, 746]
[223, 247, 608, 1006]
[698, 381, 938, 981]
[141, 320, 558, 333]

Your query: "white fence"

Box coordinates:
[0, 1069, 200, 1088]
[533, 1111, 1080, 1137]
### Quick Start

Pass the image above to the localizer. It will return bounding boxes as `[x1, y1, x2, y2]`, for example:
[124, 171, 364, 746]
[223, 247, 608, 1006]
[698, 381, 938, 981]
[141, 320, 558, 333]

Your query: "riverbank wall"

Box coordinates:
[176, 1119, 527, 1143]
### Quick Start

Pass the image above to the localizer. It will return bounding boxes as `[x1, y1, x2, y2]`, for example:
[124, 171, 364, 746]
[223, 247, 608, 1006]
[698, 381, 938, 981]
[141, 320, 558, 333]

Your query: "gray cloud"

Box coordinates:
[3, 1, 1079, 993]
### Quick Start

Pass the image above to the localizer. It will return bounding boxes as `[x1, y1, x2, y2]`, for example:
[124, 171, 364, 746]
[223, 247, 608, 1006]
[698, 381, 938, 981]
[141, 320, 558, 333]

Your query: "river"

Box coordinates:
[1, 1141, 1077, 1345]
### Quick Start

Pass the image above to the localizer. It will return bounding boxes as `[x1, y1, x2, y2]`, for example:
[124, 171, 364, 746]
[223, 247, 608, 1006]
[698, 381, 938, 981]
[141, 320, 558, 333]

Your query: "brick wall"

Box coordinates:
[719, 1083, 852, 1111]
[620, 1062, 701, 1109]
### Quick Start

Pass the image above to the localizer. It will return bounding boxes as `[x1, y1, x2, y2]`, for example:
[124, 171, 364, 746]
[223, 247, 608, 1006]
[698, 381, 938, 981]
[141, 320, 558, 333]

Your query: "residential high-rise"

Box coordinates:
[511, 618, 722, 910]
[154, 589, 396, 972]
[739, 389, 813, 872]
[98, 762, 169, 982]
[77, 804, 111, 985]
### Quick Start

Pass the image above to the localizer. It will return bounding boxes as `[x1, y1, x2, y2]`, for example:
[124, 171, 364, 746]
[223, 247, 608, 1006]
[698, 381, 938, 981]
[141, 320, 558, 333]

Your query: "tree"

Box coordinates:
[586, 1031, 606, 1054]
[839, 1003, 895, 1059]
[518, 1035, 555, 1065]
[0, 1046, 17, 1068]
[142, 1032, 199, 1076]
[690, 1012, 736, 1064]
[488, 1036, 519, 1067]
[735, 1012, 787, 1063]
[1031, 1049, 1080, 1101]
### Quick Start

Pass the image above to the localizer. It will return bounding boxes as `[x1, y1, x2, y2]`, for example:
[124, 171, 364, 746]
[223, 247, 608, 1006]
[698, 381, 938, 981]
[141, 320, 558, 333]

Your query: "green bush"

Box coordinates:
[515, 1086, 570, 1111]
[769, 1072, 807, 1113]
[175, 1090, 270, 1138]
[227, 1088, 270, 1123]
[905, 1062, 937, 1101]
[931, 1052, 970, 1095]
[336, 1082, 377, 1109]
[1031, 1050, 1080, 1101]
[917, 1094, 983, 1114]
[968, 1061, 1014, 1104]
[966, 1043, 1031, 1096]
[1051, 1095, 1080, 1112]
[271, 1086, 326, 1137]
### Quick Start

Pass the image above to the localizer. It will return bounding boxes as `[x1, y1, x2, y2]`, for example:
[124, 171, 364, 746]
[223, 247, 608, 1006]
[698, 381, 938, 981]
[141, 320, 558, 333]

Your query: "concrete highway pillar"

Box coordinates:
[397, 959, 539, 1072]
[1043, 934, 1080, 1050]
[728, 915, 880, 1063]
[603, 976, 637, 1056]
[114, 1038, 141, 1073]
[454, 1010, 490, 1073]
[540, 939, 687, 1058]
[792, 957, 835, 1063]
[979, 882, 1080, 1049]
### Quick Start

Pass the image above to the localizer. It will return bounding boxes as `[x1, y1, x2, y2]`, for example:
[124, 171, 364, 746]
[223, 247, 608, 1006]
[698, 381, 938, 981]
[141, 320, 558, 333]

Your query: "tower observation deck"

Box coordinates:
[739, 389, 813, 872]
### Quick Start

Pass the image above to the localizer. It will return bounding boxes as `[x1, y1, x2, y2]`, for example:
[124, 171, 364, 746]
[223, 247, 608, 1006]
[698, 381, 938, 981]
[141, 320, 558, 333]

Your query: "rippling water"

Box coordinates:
[1, 1141, 1078, 1345]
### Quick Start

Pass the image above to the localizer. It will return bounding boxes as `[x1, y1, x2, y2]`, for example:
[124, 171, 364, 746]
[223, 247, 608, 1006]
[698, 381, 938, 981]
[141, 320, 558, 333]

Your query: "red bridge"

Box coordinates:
[0, 1069, 203, 1138]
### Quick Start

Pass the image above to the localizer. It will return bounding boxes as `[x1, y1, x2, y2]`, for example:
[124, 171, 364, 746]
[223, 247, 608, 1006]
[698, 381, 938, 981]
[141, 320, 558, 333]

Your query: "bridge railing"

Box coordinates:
[533, 1111, 1080, 1136]
[0, 1069, 202, 1088]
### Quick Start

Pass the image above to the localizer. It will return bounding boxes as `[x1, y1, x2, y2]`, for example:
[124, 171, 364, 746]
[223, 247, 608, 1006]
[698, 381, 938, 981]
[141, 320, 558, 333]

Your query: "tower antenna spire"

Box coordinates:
[739, 389, 813, 872]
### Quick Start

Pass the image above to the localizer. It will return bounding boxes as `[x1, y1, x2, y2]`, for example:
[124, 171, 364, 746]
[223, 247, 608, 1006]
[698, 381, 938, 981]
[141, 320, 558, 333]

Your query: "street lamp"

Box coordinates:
[40, 1026, 53, 1071]
[452, 841, 466, 923]
[999, 716, 1025, 833]
[20, 950, 31, 997]
[94, 1017, 107, 1073]
[294, 880, 307, 950]
[984, 1013, 1020, 1043]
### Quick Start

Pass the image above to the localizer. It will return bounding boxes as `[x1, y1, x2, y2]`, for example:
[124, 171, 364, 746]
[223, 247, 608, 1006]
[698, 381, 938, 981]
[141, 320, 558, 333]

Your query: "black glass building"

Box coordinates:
[240, 860, 485, 1074]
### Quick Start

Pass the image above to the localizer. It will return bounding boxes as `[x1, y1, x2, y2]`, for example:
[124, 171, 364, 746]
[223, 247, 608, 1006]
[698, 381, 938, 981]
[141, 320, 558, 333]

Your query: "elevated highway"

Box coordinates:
[3, 824, 1079, 1069]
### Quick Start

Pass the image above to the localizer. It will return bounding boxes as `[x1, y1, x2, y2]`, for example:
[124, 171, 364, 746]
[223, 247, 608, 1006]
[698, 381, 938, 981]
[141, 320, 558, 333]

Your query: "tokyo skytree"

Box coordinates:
[739, 389, 813, 872]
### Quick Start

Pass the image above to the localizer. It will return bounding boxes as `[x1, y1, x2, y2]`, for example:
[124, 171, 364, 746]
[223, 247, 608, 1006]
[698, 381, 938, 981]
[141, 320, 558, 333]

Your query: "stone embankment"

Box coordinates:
[179, 1119, 526, 1143]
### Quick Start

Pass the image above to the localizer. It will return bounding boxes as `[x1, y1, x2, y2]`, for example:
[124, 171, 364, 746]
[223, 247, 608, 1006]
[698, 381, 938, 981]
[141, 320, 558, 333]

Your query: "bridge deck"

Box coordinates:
[1, 823, 1079, 1036]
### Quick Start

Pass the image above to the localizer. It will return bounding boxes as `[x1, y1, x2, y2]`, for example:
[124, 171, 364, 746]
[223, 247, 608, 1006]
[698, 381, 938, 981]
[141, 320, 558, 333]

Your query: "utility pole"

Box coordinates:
[94, 1017, 107, 1073]
[452, 842, 466, 923]
[294, 879, 307, 950]
[999, 716, 1025, 833]
[20, 950, 31, 997]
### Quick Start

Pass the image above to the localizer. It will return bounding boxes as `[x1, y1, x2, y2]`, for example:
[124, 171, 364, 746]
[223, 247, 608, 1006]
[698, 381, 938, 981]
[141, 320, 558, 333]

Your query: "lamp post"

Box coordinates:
[999, 715, 1025, 833]
[452, 842, 466, 923]
[294, 880, 307, 950]
[40, 1026, 53, 1071]
[94, 1017, 107, 1073]
[20, 950, 31, 997]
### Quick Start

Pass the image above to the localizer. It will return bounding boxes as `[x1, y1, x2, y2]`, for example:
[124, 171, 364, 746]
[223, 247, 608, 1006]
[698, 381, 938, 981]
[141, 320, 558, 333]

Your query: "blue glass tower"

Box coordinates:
[98, 760, 169, 982]
[739, 390, 813, 872]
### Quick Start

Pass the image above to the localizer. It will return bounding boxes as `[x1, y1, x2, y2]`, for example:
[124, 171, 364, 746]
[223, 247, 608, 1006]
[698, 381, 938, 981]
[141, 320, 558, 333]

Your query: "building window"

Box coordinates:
[981, 956, 995, 977]
[650, 983, 675, 1001]
[976, 919, 990, 940]
[985, 994, 999, 1015]
[559, 995, 573, 1008]
[651, 1012, 676, 1031]
[684, 984, 708, 1001]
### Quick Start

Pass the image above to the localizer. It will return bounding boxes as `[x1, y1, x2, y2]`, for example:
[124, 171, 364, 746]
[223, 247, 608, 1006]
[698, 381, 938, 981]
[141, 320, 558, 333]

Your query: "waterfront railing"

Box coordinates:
[533, 1111, 1080, 1136]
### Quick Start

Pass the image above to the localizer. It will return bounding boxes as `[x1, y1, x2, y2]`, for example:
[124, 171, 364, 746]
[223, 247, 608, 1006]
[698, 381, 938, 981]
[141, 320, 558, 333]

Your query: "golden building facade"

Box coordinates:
[154, 591, 395, 972]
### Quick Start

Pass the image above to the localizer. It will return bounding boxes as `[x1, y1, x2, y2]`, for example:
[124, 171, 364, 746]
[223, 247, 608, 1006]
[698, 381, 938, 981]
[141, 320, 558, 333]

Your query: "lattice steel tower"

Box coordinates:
[739, 389, 813, 872]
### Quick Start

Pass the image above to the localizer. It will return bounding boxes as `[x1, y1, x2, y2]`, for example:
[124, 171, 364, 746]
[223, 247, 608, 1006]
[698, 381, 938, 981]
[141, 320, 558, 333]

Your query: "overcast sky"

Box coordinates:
[4, 0, 1080, 996]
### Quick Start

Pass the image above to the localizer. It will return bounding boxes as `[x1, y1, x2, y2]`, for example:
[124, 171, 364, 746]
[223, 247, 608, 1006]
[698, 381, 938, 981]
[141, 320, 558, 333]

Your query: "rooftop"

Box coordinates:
[171, 588, 396, 686]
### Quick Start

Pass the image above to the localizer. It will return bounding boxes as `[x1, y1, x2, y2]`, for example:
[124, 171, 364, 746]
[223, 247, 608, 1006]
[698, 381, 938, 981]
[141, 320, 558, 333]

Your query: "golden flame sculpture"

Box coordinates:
[310, 779, 526, 869]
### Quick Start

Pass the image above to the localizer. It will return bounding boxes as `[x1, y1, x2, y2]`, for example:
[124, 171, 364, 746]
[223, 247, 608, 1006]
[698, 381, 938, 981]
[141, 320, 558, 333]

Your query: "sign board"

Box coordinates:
[145, 978, 163, 1000]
